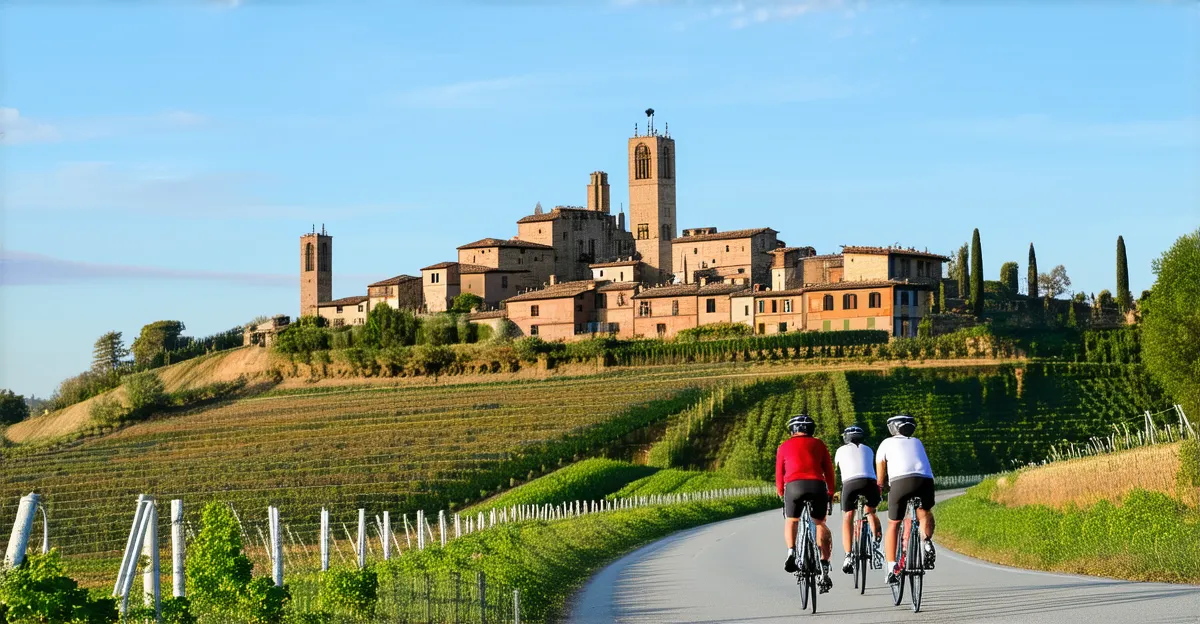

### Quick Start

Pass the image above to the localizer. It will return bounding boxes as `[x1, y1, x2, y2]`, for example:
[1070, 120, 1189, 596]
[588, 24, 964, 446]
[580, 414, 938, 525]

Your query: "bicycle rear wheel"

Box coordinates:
[857, 520, 869, 594]
[889, 521, 905, 606]
[806, 535, 819, 613]
[908, 516, 924, 613]
[798, 521, 812, 612]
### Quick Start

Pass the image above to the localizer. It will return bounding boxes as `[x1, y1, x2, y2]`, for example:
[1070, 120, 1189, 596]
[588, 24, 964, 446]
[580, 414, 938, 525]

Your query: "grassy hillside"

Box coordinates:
[938, 440, 1199, 583]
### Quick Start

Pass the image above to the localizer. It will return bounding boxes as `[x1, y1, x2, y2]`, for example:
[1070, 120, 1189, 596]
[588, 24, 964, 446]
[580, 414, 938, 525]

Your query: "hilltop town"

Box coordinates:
[285, 110, 949, 344]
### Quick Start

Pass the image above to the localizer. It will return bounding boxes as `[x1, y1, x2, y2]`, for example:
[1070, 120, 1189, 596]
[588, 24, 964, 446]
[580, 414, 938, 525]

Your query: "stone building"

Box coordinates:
[367, 275, 423, 312]
[244, 315, 290, 348]
[300, 227, 332, 317]
[504, 280, 598, 341]
[671, 227, 780, 287]
[628, 111, 677, 284]
[317, 295, 368, 327]
[420, 262, 461, 313]
[515, 204, 633, 282]
[596, 282, 639, 338]
[589, 260, 643, 283]
[770, 246, 817, 291]
[456, 238, 555, 288]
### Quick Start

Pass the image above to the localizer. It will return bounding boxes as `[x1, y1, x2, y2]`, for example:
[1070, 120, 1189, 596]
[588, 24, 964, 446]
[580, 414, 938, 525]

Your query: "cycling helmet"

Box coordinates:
[886, 413, 917, 437]
[787, 413, 816, 436]
[842, 425, 866, 445]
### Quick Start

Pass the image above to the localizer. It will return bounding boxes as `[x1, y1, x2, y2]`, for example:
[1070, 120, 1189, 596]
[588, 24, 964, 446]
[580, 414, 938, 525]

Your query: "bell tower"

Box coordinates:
[628, 108, 676, 283]
[300, 225, 332, 317]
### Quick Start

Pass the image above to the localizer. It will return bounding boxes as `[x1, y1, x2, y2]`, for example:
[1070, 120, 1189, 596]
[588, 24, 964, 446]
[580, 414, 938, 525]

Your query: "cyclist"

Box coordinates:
[776, 413, 836, 593]
[834, 425, 884, 575]
[876, 413, 937, 584]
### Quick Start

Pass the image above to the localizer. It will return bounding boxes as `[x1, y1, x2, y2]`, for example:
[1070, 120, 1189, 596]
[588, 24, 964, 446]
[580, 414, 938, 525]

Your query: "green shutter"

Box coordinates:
[822, 320, 830, 331]
[867, 317, 875, 329]
[843, 319, 850, 331]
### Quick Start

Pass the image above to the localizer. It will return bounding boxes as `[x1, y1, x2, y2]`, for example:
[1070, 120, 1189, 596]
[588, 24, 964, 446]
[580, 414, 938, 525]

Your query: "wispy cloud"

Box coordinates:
[931, 115, 1200, 148]
[391, 75, 555, 109]
[5, 162, 404, 218]
[0, 250, 295, 288]
[615, 0, 860, 29]
[0, 107, 206, 146]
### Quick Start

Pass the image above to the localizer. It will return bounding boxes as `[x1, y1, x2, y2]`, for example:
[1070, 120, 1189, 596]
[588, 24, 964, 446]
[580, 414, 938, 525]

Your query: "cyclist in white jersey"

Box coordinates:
[876, 413, 937, 583]
[834, 425, 884, 574]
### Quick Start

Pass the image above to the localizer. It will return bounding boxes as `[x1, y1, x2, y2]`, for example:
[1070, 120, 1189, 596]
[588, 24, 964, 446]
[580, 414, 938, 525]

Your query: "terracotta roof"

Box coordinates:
[597, 282, 639, 292]
[589, 260, 641, 268]
[503, 280, 595, 303]
[459, 264, 529, 274]
[634, 284, 699, 299]
[467, 310, 508, 320]
[803, 279, 934, 292]
[421, 261, 458, 271]
[841, 246, 951, 261]
[317, 295, 368, 307]
[516, 206, 599, 224]
[756, 288, 806, 297]
[368, 274, 419, 287]
[673, 227, 776, 243]
[806, 253, 843, 261]
[457, 237, 553, 250]
[698, 282, 751, 296]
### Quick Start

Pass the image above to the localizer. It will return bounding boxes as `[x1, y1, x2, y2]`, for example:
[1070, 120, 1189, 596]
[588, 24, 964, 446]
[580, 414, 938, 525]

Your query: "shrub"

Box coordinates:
[408, 345, 455, 377]
[242, 577, 290, 624]
[450, 293, 484, 313]
[675, 323, 753, 343]
[187, 502, 254, 616]
[0, 389, 29, 425]
[418, 314, 459, 346]
[89, 395, 129, 428]
[0, 550, 118, 623]
[125, 372, 166, 414]
[161, 596, 197, 624]
[318, 567, 379, 619]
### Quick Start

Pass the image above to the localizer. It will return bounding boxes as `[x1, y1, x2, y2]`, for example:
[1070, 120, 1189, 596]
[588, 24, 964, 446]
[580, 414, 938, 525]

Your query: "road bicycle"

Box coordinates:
[792, 500, 821, 614]
[888, 496, 926, 612]
[850, 494, 880, 594]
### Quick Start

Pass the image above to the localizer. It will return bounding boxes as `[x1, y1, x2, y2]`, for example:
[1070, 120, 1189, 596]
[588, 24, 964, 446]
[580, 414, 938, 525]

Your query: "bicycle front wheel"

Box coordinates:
[890, 529, 904, 606]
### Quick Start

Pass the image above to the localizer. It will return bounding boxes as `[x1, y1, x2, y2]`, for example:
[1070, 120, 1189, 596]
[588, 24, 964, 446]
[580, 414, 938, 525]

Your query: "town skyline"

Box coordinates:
[3, 1, 1198, 396]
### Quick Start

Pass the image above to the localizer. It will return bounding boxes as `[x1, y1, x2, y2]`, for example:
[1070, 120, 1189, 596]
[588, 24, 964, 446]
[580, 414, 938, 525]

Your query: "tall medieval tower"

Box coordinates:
[300, 226, 332, 317]
[628, 109, 676, 283]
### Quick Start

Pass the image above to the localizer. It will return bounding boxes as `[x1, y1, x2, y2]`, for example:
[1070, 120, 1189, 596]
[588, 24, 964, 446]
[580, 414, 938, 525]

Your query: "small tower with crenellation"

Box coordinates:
[300, 225, 332, 317]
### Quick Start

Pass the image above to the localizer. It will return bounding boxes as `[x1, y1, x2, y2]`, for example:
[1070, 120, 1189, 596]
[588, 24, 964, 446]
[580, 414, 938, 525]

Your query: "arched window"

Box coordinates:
[635, 144, 651, 180]
[319, 244, 330, 271]
[305, 243, 314, 272]
[823, 294, 834, 311]
[843, 294, 858, 309]
[662, 224, 671, 241]
[869, 292, 881, 308]
[661, 146, 673, 179]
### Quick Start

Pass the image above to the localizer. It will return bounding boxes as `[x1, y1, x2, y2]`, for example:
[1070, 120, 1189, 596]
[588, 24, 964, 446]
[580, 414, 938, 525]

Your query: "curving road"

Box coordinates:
[568, 497, 1200, 623]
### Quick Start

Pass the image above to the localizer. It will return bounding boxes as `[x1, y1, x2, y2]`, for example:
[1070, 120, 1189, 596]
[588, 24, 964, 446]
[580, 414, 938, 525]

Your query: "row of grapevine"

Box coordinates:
[606, 330, 889, 367]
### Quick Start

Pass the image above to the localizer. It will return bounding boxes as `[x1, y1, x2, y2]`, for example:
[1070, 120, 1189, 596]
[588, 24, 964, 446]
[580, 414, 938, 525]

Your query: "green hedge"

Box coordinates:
[470, 458, 657, 512]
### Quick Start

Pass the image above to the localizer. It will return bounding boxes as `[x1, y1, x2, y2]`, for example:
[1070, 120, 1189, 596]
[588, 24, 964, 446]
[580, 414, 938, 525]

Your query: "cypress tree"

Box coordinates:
[938, 281, 946, 313]
[956, 244, 969, 301]
[1116, 235, 1132, 311]
[1027, 243, 1039, 299]
[970, 228, 984, 316]
[999, 262, 1019, 295]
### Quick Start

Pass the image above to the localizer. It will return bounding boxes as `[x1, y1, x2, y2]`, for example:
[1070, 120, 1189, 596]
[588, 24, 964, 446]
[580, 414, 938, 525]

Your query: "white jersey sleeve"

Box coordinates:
[835, 443, 877, 482]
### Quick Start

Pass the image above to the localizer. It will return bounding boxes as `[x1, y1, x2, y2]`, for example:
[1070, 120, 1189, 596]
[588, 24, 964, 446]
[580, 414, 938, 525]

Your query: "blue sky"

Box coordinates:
[2, 1, 1198, 397]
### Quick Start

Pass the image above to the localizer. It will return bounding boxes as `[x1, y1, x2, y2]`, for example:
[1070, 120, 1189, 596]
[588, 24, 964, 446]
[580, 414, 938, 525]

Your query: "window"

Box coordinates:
[639, 301, 652, 316]
[617, 294, 626, 306]
[661, 224, 671, 241]
[784, 299, 792, 313]
[725, 245, 730, 252]
[758, 300, 765, 313]
[843, 294, 858, 309]
[305, 243, 314, 271]
[737, 268, 744, 273]
[706, 298, 716, 313]
[599, 270, 605, 277]
[656, 323, 667, 337]
[336, 306, 343, 313]
[771, 300, 777, 313]
[635, 143, 652, 179]
[744, 305, 750, 316]
[563, 232, 569, 241]
[869, 292, 881, 308]
[779, 322, 788, 333]
[900, 291, 910, 306]
[823, 294, 834, 311]
[867, 317, 875, 329]
[530, 325, 539, 336]
[899, 258, 911, 278]
[619, 271, 624, 281]
[501, 276, 509, 288]
[358, 304, 364, 312]
[822, 320, 831, 331]
[757, 323, 765, 334]
[320, 244, 330, 271]
[531, 305, 540, 317]
[671, 300, 679, 316]
[610, 323, 620, 333]
[660, 145, 673, 179]
[693, 247, 698, 255]
[637, 224, 650, 240]
[597, 293, 607, 308]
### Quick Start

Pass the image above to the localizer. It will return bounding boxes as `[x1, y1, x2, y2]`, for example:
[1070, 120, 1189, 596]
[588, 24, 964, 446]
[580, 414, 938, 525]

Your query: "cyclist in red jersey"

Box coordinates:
[776, 413, 836, 592]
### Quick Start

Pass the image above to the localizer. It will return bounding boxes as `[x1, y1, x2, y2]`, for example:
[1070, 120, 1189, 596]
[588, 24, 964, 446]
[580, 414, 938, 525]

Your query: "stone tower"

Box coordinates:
[587, 171, 610, 213]
[300, 226, 332, 317]
[628, 110, 676, 283]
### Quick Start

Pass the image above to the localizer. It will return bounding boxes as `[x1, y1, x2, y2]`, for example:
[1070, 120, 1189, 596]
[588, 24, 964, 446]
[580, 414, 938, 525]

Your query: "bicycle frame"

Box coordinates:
[794, 501, 820, 614]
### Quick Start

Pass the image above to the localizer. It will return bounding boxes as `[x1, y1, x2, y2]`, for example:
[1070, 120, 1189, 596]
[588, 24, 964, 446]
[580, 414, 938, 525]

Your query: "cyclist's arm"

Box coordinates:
[822, 446, 836, 498]
[775, 447, 786, 498]
[876, 452, 887, 491]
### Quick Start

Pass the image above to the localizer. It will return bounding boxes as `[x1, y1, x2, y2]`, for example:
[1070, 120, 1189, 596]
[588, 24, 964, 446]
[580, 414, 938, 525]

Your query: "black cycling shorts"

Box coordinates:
[783, 479, 829, 520]
[886, 476, 935, 521]
[840, 478, 881, 513]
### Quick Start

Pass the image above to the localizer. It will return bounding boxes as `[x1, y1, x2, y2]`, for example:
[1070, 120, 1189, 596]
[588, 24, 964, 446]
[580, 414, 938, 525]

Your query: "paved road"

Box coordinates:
[568, 500, 1200, 623]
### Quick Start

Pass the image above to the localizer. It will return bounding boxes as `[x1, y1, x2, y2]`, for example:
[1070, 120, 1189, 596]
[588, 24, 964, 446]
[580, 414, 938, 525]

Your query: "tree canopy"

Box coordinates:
[0, 389, 30, 425]
[131, 320, 186, 366]
[1038, 265, 1071, 299]
[1141, 228, 1200, 421]
[91, 331, 129, 375]
[451, 292, 484, 313]
[999, 262, 1019, 295]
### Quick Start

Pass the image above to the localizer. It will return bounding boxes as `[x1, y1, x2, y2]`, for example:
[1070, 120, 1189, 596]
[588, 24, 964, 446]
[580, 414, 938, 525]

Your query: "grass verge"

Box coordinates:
[379, 495, 777, 622]
[938, 477, 1200, 584]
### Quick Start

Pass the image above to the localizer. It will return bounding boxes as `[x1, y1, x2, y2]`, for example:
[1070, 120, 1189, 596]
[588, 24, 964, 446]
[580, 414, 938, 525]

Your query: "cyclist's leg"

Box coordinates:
[885, 477, 918, 578]
[913, 477, 937, 567]
[782, 481, 806, 572]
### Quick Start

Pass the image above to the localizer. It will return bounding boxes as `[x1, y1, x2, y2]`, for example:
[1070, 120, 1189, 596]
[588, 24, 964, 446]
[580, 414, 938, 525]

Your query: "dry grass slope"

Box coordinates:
[991, 443, 1190, 509]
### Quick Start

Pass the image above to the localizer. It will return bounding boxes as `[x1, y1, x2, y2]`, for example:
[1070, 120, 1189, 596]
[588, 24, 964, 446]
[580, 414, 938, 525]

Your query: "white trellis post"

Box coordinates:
[4, 492, 39, 569]
[38, 506, 49, 554]
[320, 508, 329, 572]
[439, 511, 447, 547]
[269, 506, 283, 587]
[416, 511, 426, 550]
[356, 509, 366, 569]
[116, 496, 153, 615]
[382, 511, 391, 561]
[454, 513, 462, 538]
[142, 500, 161, 619]
[171, 500, 185, 598]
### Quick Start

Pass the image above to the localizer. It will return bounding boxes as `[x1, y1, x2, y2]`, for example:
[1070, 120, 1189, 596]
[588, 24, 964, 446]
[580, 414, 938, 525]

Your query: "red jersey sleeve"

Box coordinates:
[776, 442, 786, 497]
